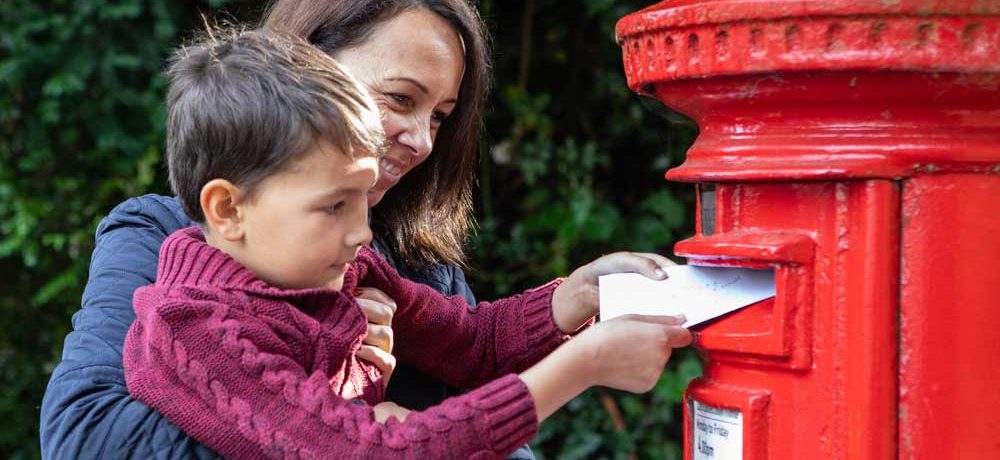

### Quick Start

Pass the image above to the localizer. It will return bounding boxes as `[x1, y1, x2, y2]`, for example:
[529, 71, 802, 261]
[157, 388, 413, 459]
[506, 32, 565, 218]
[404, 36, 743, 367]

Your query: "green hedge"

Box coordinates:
[0, 1, 699, 458]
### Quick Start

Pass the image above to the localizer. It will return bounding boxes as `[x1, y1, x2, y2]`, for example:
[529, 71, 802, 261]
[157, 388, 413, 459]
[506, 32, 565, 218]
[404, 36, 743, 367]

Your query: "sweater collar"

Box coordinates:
[156, 227, 357, 301]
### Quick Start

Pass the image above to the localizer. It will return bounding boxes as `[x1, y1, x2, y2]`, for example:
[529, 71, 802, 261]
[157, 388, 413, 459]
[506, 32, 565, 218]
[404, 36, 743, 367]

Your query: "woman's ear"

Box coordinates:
[200, 179, 245, 241]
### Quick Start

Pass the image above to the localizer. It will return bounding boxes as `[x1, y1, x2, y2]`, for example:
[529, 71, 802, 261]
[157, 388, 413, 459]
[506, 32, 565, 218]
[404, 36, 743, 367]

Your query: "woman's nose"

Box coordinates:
[396, 116, 433, 159]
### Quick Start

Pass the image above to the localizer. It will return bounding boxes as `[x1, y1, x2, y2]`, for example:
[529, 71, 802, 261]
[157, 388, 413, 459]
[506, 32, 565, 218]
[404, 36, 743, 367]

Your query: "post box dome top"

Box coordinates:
[616, 0, 1000, 34]
[616, 0, 1000, 90]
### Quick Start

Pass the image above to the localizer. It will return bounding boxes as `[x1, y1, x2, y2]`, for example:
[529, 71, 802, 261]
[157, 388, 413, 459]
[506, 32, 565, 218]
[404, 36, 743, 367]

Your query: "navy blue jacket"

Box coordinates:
[40, 194, 533, 459]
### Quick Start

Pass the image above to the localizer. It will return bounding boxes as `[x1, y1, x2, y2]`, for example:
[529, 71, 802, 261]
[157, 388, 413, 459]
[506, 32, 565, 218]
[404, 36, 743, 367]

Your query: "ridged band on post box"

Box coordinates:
[617, 1, 1000, 459]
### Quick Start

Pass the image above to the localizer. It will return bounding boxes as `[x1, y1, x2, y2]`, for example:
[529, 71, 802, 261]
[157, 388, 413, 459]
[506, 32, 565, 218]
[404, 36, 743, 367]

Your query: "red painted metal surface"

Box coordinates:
[617, 0, 1000, 458]
[899, 174, 1000, 458]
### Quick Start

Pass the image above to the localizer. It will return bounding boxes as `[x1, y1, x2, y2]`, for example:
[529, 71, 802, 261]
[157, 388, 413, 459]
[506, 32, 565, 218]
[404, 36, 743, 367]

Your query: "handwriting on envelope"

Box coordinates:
[598, 266, 776, 327]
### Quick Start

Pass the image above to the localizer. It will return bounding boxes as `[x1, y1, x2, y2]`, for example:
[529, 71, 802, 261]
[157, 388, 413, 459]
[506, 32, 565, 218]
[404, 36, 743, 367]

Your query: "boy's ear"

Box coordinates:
[200, 179, 245, 241]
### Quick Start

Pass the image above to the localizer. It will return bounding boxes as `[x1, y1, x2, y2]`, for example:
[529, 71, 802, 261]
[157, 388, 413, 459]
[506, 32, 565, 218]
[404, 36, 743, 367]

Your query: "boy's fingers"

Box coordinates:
[616, 314, 692, 347]
[625, 313, 687, 325]
[665, 326, 693, 348]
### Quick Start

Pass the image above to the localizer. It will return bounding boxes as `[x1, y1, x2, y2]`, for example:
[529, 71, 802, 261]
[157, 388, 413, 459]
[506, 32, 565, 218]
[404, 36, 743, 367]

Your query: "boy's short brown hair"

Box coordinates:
[165, 27, 384, 222]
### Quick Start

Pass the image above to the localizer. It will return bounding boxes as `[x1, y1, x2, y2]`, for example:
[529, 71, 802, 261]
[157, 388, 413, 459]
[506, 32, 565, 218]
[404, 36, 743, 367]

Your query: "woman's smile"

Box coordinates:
[379, 157, 407, 183]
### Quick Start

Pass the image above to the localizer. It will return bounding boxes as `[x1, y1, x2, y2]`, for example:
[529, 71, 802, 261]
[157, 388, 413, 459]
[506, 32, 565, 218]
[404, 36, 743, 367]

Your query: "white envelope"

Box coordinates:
[598, 266, 775, 327]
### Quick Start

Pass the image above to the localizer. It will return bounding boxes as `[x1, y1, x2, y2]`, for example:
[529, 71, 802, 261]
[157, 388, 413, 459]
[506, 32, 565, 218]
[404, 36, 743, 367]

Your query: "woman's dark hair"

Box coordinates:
[262, 0, 490, 267]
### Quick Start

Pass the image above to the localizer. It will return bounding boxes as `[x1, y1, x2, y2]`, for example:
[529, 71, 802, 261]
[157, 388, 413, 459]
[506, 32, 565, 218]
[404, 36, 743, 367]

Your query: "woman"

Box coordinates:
[263, 0, 493, 415]
[40, 1, 686, 458]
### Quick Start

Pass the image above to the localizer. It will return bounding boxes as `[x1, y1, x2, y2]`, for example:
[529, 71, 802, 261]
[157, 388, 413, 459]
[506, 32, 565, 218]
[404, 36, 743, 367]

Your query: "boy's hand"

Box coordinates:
[577, 314, 691, 392]
[551, 252, 675, 334]
[356, 287, 397, 385]
[373, 401, 411, 423]
[518, 313, 691, 421]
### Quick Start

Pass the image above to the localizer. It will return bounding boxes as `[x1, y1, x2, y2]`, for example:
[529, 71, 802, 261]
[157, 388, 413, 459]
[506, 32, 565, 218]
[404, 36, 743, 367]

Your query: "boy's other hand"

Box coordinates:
[552, 252, 675, 334]
[373, 401, 411, 423]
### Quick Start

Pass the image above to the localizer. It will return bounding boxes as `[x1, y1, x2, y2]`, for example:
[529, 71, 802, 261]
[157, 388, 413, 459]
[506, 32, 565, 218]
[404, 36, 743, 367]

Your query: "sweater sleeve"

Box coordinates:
[39, 195, 220, 460]
[125, 296, 537, 459]
[354, 248, 572, 390]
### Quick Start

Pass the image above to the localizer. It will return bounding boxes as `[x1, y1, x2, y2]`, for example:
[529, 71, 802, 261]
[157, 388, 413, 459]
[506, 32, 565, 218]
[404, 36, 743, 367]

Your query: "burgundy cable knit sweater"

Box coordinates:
[124, 227, 575, 459]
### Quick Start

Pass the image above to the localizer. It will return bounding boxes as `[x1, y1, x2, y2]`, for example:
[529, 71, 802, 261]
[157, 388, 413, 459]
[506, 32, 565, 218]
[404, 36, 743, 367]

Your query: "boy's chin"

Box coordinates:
[325, 275, 346, 291]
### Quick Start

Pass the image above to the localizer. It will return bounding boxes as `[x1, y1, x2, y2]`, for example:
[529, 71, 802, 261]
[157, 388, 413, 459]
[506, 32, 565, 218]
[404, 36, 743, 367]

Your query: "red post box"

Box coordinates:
[616, 1, 1000, 458]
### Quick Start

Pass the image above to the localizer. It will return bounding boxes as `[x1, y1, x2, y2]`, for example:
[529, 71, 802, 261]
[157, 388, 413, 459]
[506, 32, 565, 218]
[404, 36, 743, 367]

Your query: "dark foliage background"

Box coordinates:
[0, 1, 699, 458]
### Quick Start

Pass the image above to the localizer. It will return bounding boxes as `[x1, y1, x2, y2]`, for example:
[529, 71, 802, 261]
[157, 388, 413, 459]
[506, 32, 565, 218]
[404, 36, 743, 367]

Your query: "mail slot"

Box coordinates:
[618, 1, 1000, 459]
[675, 230, 814, 370]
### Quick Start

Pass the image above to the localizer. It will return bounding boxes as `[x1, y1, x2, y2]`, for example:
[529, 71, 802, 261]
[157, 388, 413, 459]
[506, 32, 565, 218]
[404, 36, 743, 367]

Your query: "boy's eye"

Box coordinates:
[324, 202, 345, 214]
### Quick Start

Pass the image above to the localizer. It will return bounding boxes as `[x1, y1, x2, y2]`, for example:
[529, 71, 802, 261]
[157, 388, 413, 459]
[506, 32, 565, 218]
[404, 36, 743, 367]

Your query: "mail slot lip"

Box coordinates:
[675, 231, 814, 265]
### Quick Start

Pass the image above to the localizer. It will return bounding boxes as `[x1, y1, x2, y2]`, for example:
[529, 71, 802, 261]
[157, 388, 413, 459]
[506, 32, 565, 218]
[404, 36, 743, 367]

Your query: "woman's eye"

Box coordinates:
[431, 110, 449, 124]
[387, 93, 411, 106]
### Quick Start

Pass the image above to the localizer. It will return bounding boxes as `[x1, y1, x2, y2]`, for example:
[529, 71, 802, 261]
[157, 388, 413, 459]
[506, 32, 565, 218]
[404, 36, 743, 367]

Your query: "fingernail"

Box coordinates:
[655, 268, 667, 278]
[672, 314, 687, 322]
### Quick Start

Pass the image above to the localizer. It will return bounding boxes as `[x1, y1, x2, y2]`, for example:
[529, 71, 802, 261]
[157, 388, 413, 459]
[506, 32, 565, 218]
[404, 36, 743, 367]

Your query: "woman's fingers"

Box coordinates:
[634, 252, 676, 270]
[364, 324, 394, 354]
[590, 252, 672, 280]
[357, 345, 397, 387]
[356, 287, 397, 354]
[356, 288, 396, 327]
[357, 298, 394, 327]
[357, 287, 397, 310]
[357, 287, 398, 312]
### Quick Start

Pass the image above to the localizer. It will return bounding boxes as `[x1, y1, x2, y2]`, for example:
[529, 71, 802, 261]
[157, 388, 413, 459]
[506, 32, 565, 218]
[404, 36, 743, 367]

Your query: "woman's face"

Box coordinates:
[334, 8, 466, 207]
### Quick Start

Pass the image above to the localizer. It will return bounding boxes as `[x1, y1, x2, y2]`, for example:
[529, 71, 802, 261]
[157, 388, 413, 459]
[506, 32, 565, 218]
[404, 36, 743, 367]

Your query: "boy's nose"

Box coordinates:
[348, 218, 373, 249]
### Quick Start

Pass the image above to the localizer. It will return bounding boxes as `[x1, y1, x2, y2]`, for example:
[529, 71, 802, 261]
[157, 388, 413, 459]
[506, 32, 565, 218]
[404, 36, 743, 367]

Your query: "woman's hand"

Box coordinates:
[551, 252, 676, 334]
[355, 287, 397, 387]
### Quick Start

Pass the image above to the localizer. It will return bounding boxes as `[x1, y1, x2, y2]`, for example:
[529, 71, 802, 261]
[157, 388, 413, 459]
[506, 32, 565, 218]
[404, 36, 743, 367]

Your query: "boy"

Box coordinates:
[124, 28, 690, 459]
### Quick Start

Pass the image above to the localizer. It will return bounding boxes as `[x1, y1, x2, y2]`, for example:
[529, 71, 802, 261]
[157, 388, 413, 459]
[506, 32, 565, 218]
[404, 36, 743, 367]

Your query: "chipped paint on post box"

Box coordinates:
[617, 1, 1000, 459]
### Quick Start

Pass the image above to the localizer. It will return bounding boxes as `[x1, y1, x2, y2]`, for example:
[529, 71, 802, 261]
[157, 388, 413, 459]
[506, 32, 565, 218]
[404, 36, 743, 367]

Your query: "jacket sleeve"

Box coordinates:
[447, 264, 477, 307]
[125, 296, 538, 459]
[39, 194, 221, 460]
[356, 249, 572, 390]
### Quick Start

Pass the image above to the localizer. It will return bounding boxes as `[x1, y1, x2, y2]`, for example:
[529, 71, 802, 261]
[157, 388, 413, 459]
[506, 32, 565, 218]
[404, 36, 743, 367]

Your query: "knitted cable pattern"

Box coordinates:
[142, 298, 318, 459]
[137, 293, 531, 458]
[125, 228, 541, 458]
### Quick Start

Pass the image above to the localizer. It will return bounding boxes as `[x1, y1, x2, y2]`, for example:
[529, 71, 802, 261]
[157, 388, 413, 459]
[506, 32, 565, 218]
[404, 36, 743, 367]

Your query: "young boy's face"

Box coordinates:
[235, 143, 378, 291]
